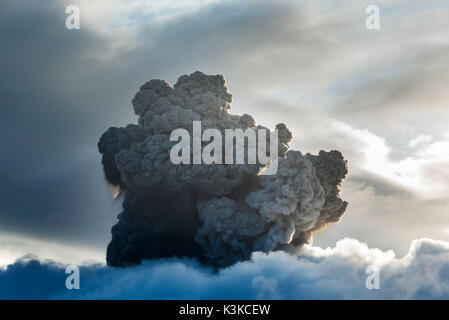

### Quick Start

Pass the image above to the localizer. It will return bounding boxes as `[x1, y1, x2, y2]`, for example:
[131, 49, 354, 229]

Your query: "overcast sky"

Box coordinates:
[0, 0, 448, 266]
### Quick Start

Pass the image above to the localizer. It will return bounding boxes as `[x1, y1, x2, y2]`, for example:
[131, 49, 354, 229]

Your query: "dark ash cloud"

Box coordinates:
[98, 71, 348, 267]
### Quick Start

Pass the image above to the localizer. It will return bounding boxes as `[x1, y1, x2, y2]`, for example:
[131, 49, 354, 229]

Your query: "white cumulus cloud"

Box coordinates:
[2, 238, 449, 299]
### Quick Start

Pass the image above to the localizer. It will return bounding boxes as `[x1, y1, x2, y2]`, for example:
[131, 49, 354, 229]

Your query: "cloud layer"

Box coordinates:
[1, 238, 449, 299]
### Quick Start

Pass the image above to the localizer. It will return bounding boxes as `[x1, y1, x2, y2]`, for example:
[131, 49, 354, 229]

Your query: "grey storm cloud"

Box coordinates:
[0, 0, 115, 244]
[98, 71, 348, 267]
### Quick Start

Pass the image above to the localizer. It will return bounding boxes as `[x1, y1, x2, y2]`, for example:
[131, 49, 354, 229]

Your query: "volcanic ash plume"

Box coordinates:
[98, 71, 348, 267]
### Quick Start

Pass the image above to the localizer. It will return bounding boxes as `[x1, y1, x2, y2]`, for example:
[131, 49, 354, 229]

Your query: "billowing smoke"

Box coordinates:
[98, 71, 348, 267]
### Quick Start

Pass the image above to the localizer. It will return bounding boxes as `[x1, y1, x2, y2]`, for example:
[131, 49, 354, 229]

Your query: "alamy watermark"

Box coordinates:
[365, 5, 380, 30]
[169, 121, 279, 175]
[65, 264, 80, 290]
[65, 5, 80, 30]
[365, 265, 380, 290]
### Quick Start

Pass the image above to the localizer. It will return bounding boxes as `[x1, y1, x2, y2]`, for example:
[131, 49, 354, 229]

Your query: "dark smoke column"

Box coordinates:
[98, 71, 348, 267]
